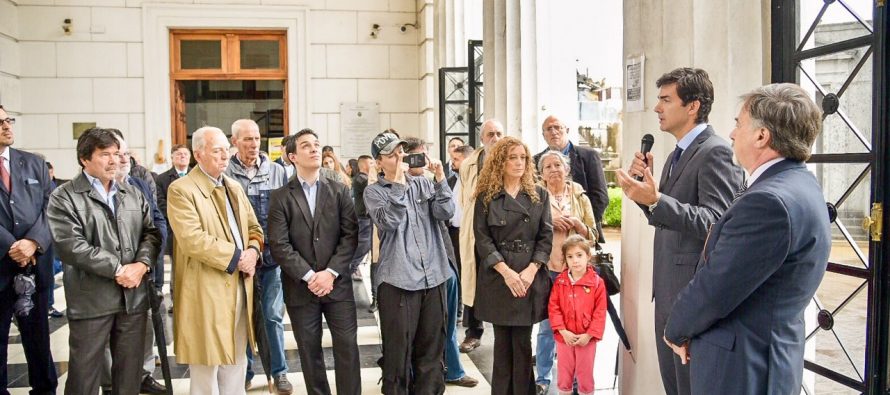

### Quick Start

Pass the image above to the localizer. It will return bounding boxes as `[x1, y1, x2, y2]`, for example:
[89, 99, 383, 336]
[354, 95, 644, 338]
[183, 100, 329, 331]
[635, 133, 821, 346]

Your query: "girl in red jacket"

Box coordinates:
[547, 235, 608, 395]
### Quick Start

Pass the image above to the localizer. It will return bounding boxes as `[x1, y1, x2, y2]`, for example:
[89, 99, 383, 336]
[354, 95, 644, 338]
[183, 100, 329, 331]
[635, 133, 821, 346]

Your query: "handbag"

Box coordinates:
[592, 243, 620, 296]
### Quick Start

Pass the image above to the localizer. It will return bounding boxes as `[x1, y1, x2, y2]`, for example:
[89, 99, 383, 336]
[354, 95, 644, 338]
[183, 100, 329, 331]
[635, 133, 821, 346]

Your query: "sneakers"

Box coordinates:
[535, 383, 548, 395]
[48, 307, 63, 318]
[446, 375, 479, 387]
[275, 373, 293, 395]
[351, 271, 363, 281]
[459, 337, 481, 353]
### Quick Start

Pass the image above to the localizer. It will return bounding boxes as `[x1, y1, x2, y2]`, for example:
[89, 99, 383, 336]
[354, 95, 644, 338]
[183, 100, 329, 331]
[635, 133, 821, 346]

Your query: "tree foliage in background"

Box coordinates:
[603, 187, 622, 227]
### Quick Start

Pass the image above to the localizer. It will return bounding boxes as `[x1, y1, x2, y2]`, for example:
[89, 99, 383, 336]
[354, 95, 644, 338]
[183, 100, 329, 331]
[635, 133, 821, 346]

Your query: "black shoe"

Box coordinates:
[48, 307, 63, 318]
[368, 298, 378, 313]
[140, 375, 167, 394]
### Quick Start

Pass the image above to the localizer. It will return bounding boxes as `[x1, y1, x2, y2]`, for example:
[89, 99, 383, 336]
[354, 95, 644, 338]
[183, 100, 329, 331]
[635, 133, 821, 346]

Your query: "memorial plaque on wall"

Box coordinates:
[339, 102, 380, 159]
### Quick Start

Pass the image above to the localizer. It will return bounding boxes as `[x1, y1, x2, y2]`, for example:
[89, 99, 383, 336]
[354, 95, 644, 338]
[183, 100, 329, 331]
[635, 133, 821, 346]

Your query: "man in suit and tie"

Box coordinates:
[0, 105, 58, 394]
[156, 144, 190, 307]
[268, 128, 360, 395]
[615, 67, 743, 395]
[663, 83, 831, 394]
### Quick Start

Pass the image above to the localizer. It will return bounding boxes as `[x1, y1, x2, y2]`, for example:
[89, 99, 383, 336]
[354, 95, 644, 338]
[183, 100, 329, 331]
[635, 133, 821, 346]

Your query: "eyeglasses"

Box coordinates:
[544, 125, 565, 133]
[0, 118, 15, 126]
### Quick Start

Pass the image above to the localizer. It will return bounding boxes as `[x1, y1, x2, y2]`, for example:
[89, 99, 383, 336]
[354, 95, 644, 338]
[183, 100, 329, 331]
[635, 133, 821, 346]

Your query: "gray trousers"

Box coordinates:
[101, 308, 158, 387]
[65, 311, 148, 395]
[655, 306, 691, 395]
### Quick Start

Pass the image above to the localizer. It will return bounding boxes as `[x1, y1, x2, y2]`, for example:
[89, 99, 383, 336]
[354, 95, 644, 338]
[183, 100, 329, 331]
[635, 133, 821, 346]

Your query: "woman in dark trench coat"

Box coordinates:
[473, 136, 554, 395]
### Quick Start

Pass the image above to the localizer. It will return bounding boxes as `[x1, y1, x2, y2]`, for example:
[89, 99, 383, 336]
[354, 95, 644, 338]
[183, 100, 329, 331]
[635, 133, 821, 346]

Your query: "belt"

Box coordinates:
[499, 240, 531, 253]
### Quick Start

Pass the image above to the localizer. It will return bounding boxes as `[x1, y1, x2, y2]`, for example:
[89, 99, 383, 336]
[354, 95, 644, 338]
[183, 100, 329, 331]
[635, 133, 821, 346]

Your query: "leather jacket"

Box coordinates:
[47, 173, 161, 320]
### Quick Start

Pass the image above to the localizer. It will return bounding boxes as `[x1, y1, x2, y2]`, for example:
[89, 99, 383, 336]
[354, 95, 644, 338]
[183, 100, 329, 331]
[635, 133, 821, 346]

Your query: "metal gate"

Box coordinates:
[771, 1, 889, 393]
[438, 66, 470, 163]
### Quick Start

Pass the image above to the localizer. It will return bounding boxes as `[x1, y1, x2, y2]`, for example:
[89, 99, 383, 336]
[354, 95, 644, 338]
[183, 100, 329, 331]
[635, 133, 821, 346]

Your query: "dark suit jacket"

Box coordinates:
[157, 166, 188, 255]
[642, 127, 743, 319]
[665, 159, 831, 394]
[268, 174, 358, 307]
[129, 176, 168, 287]
[535, 143, 608, 242]
[0, 148, 54, 291]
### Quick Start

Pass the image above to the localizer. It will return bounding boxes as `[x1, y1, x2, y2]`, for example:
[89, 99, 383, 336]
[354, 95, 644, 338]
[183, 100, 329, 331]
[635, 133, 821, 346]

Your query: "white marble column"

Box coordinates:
[482, 0, 577, 151]
[620, 0, 770, 393]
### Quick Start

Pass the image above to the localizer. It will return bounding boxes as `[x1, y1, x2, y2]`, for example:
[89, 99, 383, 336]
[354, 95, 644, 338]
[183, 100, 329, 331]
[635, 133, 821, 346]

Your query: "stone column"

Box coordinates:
[482, 0, 577, 151]
[620, 0, 769, 393]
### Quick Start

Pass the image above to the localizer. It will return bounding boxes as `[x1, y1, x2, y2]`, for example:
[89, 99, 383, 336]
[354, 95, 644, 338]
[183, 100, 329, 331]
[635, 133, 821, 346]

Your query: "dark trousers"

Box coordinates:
[66, 311, 147, 395]
[0, 286, 56, 394]
[492, 325, 535, 395]
[447, 226, 462, 308]
[287, 299, 361, 395]
[463, 250, 484, 339]
[655, 307, 691, 395]
[370, 262, 380, 300]
[349, 217, 372, 273]
[462, 305, 484, 339]
[378, 282, 446, 395]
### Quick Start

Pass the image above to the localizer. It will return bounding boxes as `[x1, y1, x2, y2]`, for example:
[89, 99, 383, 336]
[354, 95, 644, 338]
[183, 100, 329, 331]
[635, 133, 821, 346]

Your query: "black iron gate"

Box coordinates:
[771, 1, 889, 393]
[438, 66, 470, 163]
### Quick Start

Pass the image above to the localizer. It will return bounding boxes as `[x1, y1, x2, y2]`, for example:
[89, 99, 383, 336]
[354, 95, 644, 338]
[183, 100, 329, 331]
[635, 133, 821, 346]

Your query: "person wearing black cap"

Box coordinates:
[364, 130, 454, 394]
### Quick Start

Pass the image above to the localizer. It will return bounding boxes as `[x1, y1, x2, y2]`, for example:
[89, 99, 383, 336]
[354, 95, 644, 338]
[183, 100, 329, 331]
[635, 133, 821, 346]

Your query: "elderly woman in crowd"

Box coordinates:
[322, 151, 352, 187]
[473, 137, 553, 395]
[533, 150, 598, 394]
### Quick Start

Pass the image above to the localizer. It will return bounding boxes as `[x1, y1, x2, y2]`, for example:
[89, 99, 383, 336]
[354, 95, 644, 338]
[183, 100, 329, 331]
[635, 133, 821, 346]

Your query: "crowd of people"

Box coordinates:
[0, 65, 831, 395]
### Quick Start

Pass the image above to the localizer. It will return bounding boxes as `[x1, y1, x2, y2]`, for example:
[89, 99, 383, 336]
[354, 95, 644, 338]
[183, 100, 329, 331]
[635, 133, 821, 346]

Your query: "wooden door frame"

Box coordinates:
[169, 29, 289, 146]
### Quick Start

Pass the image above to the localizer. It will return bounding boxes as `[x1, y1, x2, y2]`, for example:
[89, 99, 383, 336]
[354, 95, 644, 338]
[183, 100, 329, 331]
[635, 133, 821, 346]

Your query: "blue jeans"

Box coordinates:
[247, 266, 289, 378]
[535, 270, 562, 385]
[349, 217, 372, 273]
[48, 256, 62, 307]
[444, 271, 466, 381]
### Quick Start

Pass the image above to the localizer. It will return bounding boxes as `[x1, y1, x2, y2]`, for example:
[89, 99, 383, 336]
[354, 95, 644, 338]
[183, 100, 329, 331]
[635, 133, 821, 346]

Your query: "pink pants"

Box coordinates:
[556, 340, 597, 394]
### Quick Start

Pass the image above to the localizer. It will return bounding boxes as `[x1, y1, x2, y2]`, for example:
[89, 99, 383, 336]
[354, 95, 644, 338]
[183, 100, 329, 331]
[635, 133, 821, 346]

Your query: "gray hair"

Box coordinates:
[192, 126, 225, 152]
[741, 83, 822, 162]
[536, 150, 571, 174]
[231, 119, 259, 140]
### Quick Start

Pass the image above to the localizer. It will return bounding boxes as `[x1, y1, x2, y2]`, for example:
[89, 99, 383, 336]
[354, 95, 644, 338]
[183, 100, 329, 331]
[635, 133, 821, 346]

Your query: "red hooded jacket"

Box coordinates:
[548, 267, 608, 344]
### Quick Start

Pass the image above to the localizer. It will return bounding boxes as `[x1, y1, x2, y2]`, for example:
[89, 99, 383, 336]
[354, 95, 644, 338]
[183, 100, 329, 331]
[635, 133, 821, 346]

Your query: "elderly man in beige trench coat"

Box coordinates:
[167, 126, 264, 395]
[457, 119, 504, 353]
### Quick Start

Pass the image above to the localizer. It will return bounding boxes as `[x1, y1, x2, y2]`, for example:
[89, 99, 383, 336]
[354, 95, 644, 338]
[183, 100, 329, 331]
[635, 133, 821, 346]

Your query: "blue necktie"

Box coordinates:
[669, 146, 684, 177]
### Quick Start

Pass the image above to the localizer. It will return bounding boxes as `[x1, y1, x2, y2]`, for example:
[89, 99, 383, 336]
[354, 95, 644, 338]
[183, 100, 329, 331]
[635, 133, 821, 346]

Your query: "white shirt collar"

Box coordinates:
[297, 174, 319, 188]
[676, 123, 708, 150]
[83, 171, 119, 192]
[197, 165, 223, 187]
[0, 147, 9, 162]
[746, 157, 786, 187]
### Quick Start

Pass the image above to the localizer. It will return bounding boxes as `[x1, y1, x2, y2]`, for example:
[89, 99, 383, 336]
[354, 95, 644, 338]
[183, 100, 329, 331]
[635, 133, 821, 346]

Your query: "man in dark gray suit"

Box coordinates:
[267, 128, 360, 395]
[616, 68, 742, 395]
[664, 83, 831, 394]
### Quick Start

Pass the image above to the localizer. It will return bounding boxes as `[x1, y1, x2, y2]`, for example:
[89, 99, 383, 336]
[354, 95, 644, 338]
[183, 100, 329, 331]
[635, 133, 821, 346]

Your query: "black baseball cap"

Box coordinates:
[371, 132, 407, 158]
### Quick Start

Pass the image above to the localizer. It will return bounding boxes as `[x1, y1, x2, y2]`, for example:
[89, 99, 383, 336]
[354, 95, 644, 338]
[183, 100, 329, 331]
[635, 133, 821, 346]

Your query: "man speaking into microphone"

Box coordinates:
[615, 67, 742, 395]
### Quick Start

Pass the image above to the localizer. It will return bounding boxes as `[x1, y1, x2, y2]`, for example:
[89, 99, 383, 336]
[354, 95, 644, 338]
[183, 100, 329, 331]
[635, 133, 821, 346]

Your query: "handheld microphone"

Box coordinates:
[635, 134, 655, 181]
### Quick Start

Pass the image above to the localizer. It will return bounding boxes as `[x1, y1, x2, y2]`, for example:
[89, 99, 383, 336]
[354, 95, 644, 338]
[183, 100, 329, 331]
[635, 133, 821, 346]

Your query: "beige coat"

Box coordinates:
[458, 148, 484, 306]
[167, 169, 263, 365]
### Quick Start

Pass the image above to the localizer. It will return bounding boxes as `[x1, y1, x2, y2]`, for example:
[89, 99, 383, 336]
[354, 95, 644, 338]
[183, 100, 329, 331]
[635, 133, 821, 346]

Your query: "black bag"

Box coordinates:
[592, 244, 620, 296]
